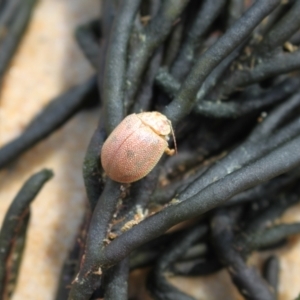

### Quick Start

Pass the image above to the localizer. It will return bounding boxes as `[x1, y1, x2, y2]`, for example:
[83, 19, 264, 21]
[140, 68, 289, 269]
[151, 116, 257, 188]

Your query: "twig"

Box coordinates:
[104, 258, 129, 300]
[68, 180, 122, 300]
[0, 169, 53, 299]
[211, 209, 275, 300]
[0, 0, 37, 86]
[102, 0, 142, 134]
[148, 225, 207, 300]
[195, 77, 300, 118]
[98, 0, 119, 94]
[124, 0, 190, 111]
[0, 76, 98, 170]
[226, 0, 245, 28]
[75, 20, 101, 69]
[219, 50, 300, 96]
[255, 0, 300, 56]
[111, 165, 159, 236]
[133, 48, 163, 113]
[263, 256, 279, 299]
[82, 123, 106, 211]
[170, 0, 227, 80]
[241, 223, 300, 253]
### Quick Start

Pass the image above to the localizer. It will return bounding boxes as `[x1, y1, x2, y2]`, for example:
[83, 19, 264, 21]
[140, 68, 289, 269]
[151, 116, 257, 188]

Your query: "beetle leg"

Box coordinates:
[165, 147, 175, 156]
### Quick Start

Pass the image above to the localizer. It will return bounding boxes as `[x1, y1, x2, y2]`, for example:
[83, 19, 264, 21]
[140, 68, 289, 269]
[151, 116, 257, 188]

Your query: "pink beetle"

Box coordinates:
[101, 111, 176, 183]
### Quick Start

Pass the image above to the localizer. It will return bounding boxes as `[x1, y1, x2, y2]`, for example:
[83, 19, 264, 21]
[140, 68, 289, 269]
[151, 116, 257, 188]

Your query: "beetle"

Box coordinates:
[101, 111, 176, 183]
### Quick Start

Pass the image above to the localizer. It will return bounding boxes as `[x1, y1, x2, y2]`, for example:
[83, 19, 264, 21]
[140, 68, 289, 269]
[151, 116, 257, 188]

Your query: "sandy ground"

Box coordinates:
[0, 1, 300, 300]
